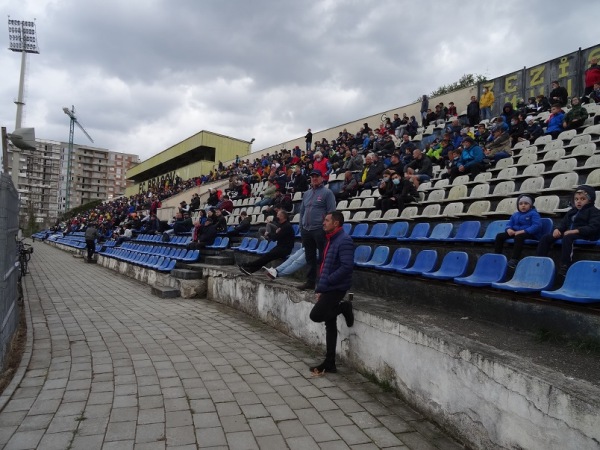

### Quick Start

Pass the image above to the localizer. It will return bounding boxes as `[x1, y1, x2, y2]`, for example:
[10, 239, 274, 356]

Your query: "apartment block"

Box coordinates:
[6, 139, 139, 227]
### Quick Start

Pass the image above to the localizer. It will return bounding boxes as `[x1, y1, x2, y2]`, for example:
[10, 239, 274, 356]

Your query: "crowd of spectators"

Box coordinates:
[48, 70, 599, 249]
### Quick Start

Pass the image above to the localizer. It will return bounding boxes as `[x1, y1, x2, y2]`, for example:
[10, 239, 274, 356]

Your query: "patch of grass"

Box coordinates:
[535, 328, 600, 355]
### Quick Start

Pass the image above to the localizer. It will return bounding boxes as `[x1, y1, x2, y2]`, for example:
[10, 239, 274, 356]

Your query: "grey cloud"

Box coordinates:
[0, 0, 598, 161]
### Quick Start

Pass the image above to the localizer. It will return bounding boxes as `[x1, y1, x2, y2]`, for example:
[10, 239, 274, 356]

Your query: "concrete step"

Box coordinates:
[151, 285, 180, 298]
[170, 269, 202, 280]
[204, 255, 234, 266]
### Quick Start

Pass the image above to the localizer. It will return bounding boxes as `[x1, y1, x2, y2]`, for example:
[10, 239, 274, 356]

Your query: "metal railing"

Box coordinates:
[0, 173, 20, 371]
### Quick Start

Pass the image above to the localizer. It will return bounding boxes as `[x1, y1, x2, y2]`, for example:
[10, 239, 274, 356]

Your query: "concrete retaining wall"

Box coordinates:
[203, 267, 600, 450]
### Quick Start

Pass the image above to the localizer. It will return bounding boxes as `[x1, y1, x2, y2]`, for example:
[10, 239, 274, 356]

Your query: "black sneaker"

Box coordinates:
[309, 362, 337, 376]
[340, 301, 354, 327]
[297, 281, 315, 290]
[507, 259, 518, 269]
[238, 265, 252, 276]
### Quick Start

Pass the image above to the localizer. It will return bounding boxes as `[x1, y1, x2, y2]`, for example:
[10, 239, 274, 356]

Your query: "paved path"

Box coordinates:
[0, 244, 462, 450]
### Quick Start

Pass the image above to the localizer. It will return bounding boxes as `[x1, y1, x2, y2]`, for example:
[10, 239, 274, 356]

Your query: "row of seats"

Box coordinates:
[114, 242, 200, 262]
[232, 238, 277, 254]
[100, 248, 179, 272]
[54, 237, 86, 249]
[352, 246, 599, 303]
[136, 233, 192, 246]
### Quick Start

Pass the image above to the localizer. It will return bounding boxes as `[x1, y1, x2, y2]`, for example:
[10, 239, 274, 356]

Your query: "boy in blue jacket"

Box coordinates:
[309, 211, 354, 376]
[544, 104, 565, 139]
[494, 195, 542, 268]
[448, 137, 486, 182]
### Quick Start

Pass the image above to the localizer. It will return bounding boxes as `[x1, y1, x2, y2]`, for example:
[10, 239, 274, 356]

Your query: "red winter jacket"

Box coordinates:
[585, 64, 600, 88]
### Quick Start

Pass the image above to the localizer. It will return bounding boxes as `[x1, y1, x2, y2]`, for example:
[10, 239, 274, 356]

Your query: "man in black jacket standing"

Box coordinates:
[467, 95, 481, 126]
[549, 80, 568, 107]
[239, 210, 295, 274]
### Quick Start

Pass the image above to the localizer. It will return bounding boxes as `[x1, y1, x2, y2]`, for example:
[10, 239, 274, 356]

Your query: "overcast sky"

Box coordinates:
[0, 0, 598, 161]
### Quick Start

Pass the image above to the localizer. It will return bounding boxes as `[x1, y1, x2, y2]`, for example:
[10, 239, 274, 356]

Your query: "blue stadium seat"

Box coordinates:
[248, 240, 268, 254]
[292, 224, 301, 237]
[243, 238, 259, 252]
[378, 221, 409, 240]
[454, 253, 508, 287]
[159, 259, 177, 272]
[397, 223, 430, 241]
[448, 221, 481, 242]
[232, 237, 251, 251]
[376, 248, 411, 272]
[257, 241, 276, 254]
[181, 250, 200, 262]
[353, 245, 372, 265]
[396, 250, 438, 275]
[417, 223, 452, 242]
[206, 237, 223, 249]
[151, 256, 165, 270]
[464, 220, 508, 243]
[350, 223, 369, 239]
[342, 223, 353, 235]
[356, 223, 388, 240]
[356, 246, 390, 268]
[422, 251, 469, 280]
[541, 261, 600, 303]
[491, 256, 555, 293]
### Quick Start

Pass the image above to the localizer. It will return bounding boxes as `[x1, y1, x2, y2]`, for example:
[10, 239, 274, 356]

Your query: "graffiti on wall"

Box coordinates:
[479, 44, 600, 116]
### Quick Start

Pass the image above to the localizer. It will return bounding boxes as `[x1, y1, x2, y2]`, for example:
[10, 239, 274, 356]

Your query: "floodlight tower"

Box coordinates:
[7, 18, 39, 187]
[7, 18, 39, 129]
[63, 106, 94, 211]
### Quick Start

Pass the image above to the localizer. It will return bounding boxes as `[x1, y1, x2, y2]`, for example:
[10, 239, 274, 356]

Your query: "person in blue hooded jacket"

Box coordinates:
[494, 194, 542, 268]
[544, 104, 565, 139]
[308, 211, 354, 376]
[449, 137, 486, 182]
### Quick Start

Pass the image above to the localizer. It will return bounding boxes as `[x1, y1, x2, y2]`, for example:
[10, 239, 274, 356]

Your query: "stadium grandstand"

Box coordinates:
[39, 43, 600, 304]
[36, 43, 600, 449]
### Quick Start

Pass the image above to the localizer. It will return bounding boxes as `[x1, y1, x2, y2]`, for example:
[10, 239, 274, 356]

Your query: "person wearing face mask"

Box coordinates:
[375, 170, 395, 212]
[501, 102, 516, 131]
[479, 87, 495, 120]
[509, 114, 527, 147]
[380, 171, 417, 213]
[312, 151, 330, 182]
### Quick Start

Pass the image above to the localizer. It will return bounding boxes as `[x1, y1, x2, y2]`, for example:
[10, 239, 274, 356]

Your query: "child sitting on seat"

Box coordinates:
[536, 185, 600, 276]
[494, 195, 542, 268]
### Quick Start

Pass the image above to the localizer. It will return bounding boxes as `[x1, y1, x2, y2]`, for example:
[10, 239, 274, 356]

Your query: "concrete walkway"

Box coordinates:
[0, 244, 462, 450]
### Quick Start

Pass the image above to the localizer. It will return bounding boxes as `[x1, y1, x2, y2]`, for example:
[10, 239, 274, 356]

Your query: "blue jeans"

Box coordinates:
[481, 107, 492, 120]
[254, 198, 273, 207]
[492, 152, 510, 163]
[276, 247, 307, 276]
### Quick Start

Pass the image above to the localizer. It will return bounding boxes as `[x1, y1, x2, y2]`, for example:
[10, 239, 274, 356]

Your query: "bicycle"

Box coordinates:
[17, 239, 33, 278]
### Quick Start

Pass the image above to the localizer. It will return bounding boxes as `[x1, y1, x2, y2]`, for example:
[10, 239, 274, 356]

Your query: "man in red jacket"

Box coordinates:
[584, 57, 600, 98]
[308, 211, 354, 376]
